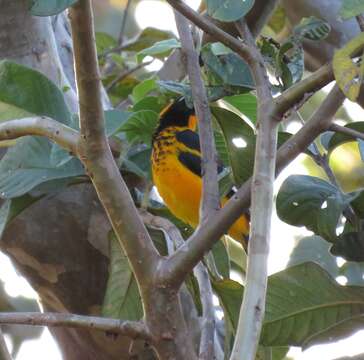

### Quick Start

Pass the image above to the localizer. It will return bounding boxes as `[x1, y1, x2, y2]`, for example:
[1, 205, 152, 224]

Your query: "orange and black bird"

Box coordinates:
[151, 98, 250, 250]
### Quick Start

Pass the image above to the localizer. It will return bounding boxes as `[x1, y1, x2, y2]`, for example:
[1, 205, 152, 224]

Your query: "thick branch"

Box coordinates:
[276, 85, 345, 174]
[69, 0, 160, 284]
[0, 117, 79, 154]
[229, 20, 277, 360]
[174, 9, 219, 222]
[275, 63, 334, 114]
[0, 312, 151, 341]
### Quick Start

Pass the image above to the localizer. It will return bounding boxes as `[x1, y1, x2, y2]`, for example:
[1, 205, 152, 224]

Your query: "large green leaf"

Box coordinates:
[118, 110, 158, 145]
[211, 106, 255, 186]
[262, 263, 364, 348]
[223, 93, 257, 125]
[206, 0, 255, 22]
[29, 0, 78, 16]
[95, 32, 117, 54]
[214, 262, 364, 349]
[340, 0, 364, 20]
[276, 175, 355, 241]
[331, 231, 364, 262]
[123, 27, 175, 52]
[131, 78, 158, 104]
[288, 236, 339, 278]
[0, 60, 71, 124]
[136, 38, 181, 63]
[102, 233, 143, 320]
[0, 137, 83, 199]
[201, 43, 254, 90]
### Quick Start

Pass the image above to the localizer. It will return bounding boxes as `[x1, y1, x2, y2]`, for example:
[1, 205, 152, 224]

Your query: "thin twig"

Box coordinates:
[329, 123, 364, 142]
[118, 0, 132, 45]
[0, 327, 11, 360]
[166, 0, 254, 63]
[0, 312, 151, 341]
[106, 60, 152, 92]
[173, 8, 220, 222]
[193, 264, 215, 360]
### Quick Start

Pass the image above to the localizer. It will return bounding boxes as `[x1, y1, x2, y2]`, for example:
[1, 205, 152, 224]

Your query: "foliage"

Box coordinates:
[3, 1, 364, 359]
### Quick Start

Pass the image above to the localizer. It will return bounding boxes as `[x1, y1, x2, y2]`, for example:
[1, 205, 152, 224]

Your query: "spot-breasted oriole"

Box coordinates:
[151, 98, 250, 250]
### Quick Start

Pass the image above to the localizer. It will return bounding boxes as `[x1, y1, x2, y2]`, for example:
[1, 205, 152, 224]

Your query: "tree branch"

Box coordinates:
[276, 85, 345, 174]
[68, 0, 160, 285]
[0, 312, 151, 341]
[0, 117, 79, 154]
[329, 123, 364, 142]
[193, 264, 215, 360]
[229, 20, 277, 360]
[140, 210, 215, 360]
[166, 0, 254, 63]
[160, 41, 343, 303]
[173, 8, 220, 222]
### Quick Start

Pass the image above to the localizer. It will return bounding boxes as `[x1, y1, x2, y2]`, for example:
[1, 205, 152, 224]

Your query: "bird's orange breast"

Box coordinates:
[152, 128, 250, 248]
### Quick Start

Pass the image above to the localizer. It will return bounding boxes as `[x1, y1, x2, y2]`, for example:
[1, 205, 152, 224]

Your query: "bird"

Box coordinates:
[151, 98, 250, 250]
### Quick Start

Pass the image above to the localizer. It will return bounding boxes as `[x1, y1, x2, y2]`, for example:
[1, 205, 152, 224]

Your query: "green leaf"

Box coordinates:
[132, 96, 165, 113]
[215, 262, 364, 348]
[102, 233, 143, 320]
[95, 32, 117, 54]
[333, 34, 364, 101]
[288, 235, 339, 278]
[212, 279, 243, 332]
[340, 0, 364, 20]
[123, 147, 152, 180]
[123, 27, 175, 52]
[294, 16, 331, 41]
[136, 38, 181, 63]
[331, 231, 364, 262]
[206, 0, 255, 22]
[268, 5, 287, 34]
[212, 106, 255, 186]
[118, 110, 158, 145]
[276, 175, 354, 241]
[262, 262, 364, 348]
[211, 241, 230, 279]
[201, 43, 254, 89]
[328, 122, 364, 153]
[131, 78, 157, 104]
[223, 93, 257, 125]
[275, 38, 304, 89]
[29, 0, 78, 16]
[0, 60, 71, 124]
[0, 137, 83, 199]
[105, 109, 133, 137]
